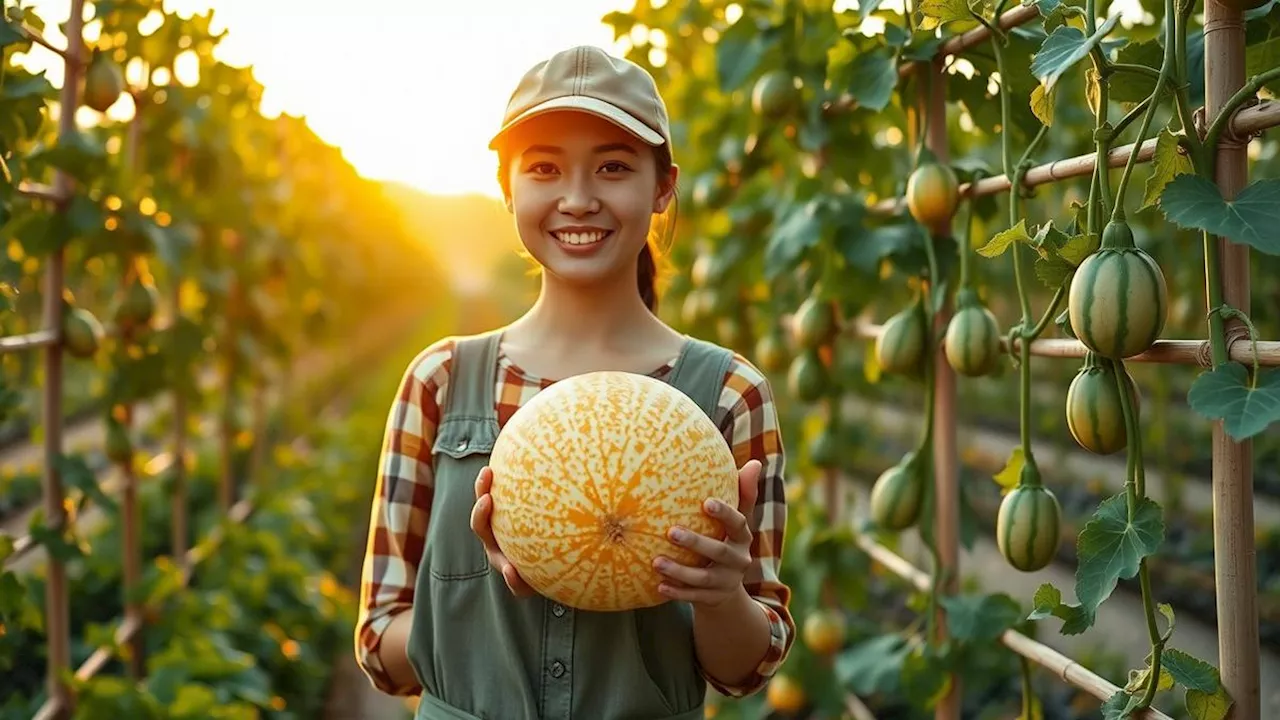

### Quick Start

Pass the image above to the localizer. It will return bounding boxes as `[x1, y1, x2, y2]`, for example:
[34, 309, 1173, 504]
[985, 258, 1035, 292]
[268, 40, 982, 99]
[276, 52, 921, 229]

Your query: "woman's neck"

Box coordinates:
[500, 276, 686, 378]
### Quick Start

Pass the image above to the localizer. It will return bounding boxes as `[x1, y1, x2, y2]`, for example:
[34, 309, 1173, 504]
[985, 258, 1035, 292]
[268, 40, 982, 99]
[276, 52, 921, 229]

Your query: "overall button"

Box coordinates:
[455, 439, 468, 451]
[552, 604, 566, 617]
[550, 661, 566, 678]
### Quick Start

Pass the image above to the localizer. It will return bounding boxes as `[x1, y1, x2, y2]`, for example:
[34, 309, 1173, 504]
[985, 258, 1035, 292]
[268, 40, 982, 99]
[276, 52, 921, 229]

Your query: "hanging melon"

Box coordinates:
[488, 371, 740, 612]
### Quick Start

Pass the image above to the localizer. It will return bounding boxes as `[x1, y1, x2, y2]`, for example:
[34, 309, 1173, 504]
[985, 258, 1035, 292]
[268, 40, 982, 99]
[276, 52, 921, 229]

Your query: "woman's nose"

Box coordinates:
[557, 176, 601, 216]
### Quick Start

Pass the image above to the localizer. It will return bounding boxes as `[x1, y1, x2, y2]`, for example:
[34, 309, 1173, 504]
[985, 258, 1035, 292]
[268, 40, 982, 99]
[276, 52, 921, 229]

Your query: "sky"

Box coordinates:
[14, 0, 637, 199]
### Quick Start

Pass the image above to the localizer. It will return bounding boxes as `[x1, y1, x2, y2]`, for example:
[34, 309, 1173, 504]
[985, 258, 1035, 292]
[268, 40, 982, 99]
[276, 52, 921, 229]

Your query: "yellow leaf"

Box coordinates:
[993, 446, 1024, 495]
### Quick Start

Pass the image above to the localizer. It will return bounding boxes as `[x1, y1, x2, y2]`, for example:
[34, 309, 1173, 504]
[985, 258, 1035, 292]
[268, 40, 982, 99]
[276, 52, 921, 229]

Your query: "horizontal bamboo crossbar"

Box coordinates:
[922, 5, 1041, 70]
[868, 102, 1280, 216]
[853, 534, 1175, 720]
[0, 328, 56, 353]
[16, 181, 65, 203]
[1, 318, 175, 357]
[1233, 99, 1280, 138]
[843, 318, 1280, 367]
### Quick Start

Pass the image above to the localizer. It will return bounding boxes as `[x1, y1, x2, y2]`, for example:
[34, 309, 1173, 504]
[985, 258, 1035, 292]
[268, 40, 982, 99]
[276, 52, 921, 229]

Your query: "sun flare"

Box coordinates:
[12, 0, 636, 198]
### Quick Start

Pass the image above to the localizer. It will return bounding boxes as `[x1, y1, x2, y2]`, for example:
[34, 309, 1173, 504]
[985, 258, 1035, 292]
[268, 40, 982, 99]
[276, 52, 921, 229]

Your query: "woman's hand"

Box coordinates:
[470, 466, 537, 597]
[653, 459, 762, 609]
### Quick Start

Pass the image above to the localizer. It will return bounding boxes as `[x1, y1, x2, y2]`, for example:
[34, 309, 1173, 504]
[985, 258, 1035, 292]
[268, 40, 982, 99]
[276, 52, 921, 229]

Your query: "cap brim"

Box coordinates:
[488, 95, 665, 150]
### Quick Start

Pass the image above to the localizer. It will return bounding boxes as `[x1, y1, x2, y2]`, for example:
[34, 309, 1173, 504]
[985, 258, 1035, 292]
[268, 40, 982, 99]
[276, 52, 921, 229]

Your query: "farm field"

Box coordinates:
[3, 0, 1280, 719]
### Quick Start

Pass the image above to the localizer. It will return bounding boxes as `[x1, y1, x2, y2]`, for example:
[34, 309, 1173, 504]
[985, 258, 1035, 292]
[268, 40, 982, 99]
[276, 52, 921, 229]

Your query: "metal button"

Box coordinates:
[550, 661, 565, 678]
[455, 439, 468, 451]
[552, 604, 566, 617]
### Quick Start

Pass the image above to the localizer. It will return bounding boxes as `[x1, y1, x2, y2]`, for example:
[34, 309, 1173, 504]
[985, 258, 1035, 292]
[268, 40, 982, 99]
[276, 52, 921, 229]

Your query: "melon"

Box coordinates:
[488, 370, 740, 612]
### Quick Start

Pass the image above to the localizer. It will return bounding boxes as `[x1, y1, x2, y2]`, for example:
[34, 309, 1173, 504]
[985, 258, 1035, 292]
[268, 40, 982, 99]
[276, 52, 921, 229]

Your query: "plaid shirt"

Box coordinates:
[356, 337, 794, 699]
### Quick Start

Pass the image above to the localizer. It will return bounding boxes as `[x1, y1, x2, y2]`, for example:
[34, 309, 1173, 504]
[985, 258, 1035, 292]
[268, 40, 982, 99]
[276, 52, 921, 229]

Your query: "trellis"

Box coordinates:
[814, 0, 1280, 718]
[0, 2, 418, 717]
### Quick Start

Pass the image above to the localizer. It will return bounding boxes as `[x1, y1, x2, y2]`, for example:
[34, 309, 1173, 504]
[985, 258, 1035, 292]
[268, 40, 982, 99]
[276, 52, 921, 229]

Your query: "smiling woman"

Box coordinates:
[354, 43, 795, 720]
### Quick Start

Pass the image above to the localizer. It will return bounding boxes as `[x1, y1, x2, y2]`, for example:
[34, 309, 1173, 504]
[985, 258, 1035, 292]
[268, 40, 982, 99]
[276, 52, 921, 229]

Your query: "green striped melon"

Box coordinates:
[1065, 354, 1139, 455]
[1067, 222, 1168, 359]
[792, 295, 837, 350]
[787, 348, 828, 403]
[869, 453, 924, 531]
[809, 426, 838, 469]
[943, 290, 1002, 377]
[996, 484, 1061, 572]
[874, 302, 927, 376]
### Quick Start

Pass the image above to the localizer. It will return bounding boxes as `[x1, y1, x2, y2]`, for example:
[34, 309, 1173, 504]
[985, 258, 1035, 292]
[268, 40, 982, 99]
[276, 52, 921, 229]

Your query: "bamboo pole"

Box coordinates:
[854, 535, 1176, 720]
[867, 105, 1279, 215]
[1204, 0, 1260, 716]
[917, 52, 963, 720]
[0, 329, 57, 353]
[806, 316, 1280, 368]
[40, 1, 84, 714]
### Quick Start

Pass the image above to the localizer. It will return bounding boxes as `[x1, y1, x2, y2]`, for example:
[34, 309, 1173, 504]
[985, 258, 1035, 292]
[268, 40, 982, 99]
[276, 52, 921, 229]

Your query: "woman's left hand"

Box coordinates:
[653, 459, 762, 609]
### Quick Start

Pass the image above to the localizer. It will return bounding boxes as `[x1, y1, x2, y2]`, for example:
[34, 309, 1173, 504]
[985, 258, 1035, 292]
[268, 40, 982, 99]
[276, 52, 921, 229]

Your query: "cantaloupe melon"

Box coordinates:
[488, 371, 740, 612]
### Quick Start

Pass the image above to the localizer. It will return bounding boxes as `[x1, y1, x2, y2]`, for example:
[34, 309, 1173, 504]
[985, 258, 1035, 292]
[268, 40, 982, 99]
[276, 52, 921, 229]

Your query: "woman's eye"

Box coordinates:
[528, 163, 557, 175]
[600, 161, 630, 173]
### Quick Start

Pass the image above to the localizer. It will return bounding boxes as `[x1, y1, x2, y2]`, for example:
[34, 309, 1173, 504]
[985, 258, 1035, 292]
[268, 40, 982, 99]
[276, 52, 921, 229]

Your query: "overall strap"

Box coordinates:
[666, 337, 736, 419]
[439, 330, 503, 430]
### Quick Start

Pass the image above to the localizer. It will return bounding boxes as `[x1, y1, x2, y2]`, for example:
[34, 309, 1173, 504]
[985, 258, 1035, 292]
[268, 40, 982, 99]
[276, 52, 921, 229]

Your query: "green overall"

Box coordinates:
[406, 330, 736, 720]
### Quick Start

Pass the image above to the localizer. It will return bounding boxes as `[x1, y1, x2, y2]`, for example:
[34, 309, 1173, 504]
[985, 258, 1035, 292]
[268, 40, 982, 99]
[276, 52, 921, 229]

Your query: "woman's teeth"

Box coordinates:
[554, 231, 610, 245]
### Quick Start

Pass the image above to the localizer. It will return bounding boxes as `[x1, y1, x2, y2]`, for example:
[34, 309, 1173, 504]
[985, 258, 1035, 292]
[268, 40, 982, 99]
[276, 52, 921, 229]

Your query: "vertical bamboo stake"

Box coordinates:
[122, 106, 145, 677]
[41, 1, 84, 714]
[1203, 1, 1260, 716]
[171, 275, 188, 562]
[924, 52, 961, 720]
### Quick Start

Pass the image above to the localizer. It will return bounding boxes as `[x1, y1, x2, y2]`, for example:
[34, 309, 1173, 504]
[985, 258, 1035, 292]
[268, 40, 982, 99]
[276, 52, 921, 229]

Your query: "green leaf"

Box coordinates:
[1110, 40, 1162, 103]
[1058, 232, 1099, 265]
[918, 0, 972, 30]
[57, 454, 117, 512]
[901, 645, 952, 710]
[976, 219, 1032, 257]
[835, 633, 911, 695]
[1030, 14, 1122, 92]
[1245, 37, 1280, 94]
[1035, 253, 1074, 289]
[1074, 493, 1165, 619]
[1161, 649, 1219, 693]
[1187, 362, 1280, 441]
[1027, 582, 1092, 634]
[0, 570, 24, 622]
[1101, 689, 1145, 719]
[716, 18, 778, 94]
[1142, 129, 1194, 211]
[1159, 175, 1280, 255]
[843, 47, 898, 111]
[0, 19, 26, 49]
[1186, 684, 1233, 720]
[764, 199, 824, 280]
[939, 592, 1023, 643]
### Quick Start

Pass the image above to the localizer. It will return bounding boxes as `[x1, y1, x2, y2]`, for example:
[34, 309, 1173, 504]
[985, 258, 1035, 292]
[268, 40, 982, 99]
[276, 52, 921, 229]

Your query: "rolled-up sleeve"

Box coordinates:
[354, 340, 453, 695]
[701, 354, 795, 697]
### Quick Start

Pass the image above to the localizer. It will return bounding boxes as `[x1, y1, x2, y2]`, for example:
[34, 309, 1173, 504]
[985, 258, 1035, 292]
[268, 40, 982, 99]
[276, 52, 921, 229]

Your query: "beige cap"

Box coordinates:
[488, 45, 671, 151]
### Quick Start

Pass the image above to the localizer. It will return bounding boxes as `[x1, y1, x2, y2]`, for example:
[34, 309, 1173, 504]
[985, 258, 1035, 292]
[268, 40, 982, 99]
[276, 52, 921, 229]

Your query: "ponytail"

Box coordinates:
[637, 241, 658, 312]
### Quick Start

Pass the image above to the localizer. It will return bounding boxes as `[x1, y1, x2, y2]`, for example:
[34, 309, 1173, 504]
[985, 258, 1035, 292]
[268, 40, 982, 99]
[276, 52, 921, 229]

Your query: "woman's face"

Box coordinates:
[503, 111, 677, 291]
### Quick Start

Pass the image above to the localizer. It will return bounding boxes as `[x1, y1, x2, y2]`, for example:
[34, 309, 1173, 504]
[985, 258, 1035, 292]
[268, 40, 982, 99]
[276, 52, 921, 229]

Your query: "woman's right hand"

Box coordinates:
[470, 466, 537, 598]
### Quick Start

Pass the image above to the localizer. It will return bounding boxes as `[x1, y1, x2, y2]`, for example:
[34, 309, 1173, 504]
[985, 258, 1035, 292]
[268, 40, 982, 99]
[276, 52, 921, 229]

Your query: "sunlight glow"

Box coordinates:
[14, 0, 635, 198]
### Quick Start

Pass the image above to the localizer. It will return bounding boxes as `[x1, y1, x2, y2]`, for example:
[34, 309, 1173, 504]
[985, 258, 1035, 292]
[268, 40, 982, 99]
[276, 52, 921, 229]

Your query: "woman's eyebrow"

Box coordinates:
[522, 143, 639, 155]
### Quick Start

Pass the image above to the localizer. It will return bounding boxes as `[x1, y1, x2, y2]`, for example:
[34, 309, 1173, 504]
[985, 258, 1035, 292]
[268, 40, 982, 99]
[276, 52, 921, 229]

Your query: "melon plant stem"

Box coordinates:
[990, 24, 1040, 470]
[1110, 0, 1175, 220]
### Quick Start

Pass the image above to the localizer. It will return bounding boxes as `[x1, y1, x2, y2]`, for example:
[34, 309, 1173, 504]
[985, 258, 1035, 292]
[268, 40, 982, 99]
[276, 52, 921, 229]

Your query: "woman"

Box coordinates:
[355, 44, 794, 720]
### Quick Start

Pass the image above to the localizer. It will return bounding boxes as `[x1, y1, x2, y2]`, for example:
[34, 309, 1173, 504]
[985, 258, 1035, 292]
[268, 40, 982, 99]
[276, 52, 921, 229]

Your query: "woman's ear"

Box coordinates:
[653, 163, 680, 214]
